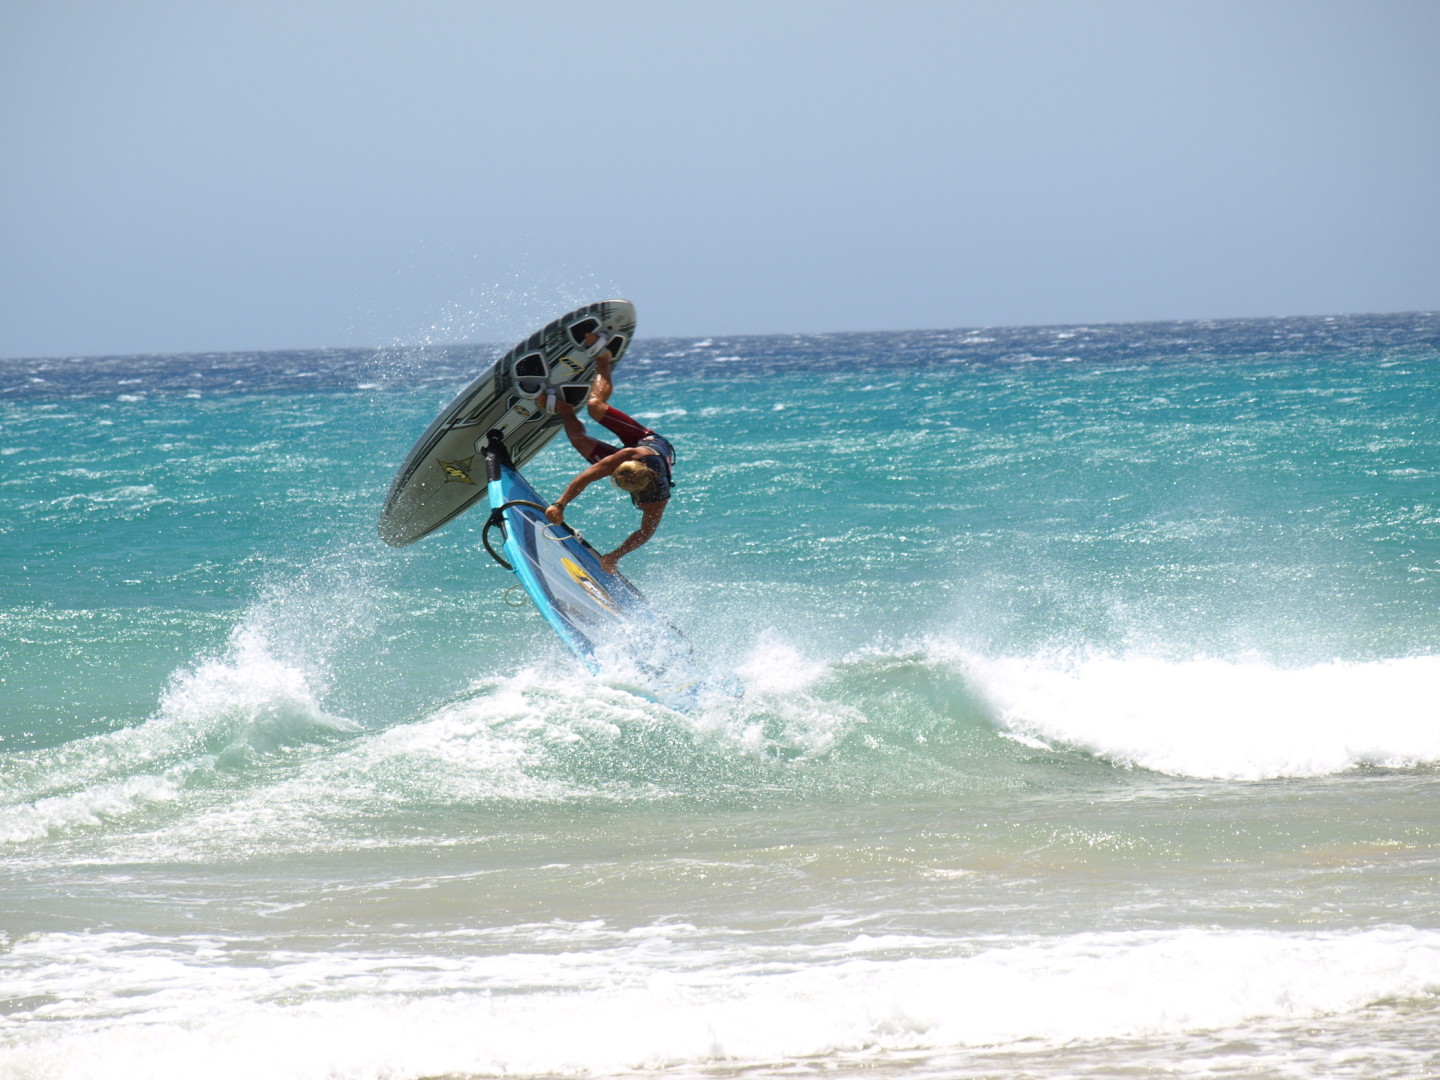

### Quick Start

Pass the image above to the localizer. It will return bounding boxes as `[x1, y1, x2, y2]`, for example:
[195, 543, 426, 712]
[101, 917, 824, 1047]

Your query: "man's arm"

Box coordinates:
[601, 501, 666, 574]
[545, 448, 647, 522]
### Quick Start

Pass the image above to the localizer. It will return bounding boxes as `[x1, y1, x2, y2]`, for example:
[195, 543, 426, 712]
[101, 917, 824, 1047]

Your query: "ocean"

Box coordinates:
[2, 309, 1438, 1079]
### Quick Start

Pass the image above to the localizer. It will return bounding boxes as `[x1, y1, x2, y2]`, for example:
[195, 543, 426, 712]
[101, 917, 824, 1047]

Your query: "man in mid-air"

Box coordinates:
[542, 333, 675, 574]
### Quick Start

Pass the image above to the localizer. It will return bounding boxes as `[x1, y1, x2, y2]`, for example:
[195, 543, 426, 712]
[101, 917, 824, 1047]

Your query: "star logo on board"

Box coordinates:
[438, 456, 476, 484]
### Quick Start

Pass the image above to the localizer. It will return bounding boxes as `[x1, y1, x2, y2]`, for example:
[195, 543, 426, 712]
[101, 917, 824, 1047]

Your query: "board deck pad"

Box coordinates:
[379, 300, 636, 547]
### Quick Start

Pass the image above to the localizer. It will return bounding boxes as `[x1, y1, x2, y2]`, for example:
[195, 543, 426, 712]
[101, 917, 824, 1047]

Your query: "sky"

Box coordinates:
[2, 0, 1437, 358]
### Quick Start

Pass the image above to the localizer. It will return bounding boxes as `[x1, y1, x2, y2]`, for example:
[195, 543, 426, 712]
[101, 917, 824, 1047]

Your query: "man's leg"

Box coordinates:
[580, 339, 652, 447]
[587, 351, 614, 423]
[555, 401, 606, 461]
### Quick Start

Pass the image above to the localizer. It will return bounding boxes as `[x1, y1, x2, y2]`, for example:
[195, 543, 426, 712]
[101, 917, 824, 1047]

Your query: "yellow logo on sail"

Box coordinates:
[562, 557, 617, 613]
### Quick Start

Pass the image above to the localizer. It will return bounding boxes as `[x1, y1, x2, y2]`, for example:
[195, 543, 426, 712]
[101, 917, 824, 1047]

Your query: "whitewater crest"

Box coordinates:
[953, 645, 1440, 780]
[0, 624, 356, 845]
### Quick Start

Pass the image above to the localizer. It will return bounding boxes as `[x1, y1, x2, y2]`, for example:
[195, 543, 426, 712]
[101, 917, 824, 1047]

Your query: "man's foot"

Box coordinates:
[583, 331, 610, 358]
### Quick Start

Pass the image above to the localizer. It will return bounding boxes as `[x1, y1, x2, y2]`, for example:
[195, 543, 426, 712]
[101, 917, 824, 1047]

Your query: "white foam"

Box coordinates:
[958, 648, 1440, 779]
[345, 670, 595, 803]
[92, 667, 680, 859]
[0, 624, 355, 844]
[0, 772, 186, 844]
[734, 633, 828, 695]
[699, 636, 861, 760]
[159, 624, 359, 754]
[1, 926, 1437, 1079]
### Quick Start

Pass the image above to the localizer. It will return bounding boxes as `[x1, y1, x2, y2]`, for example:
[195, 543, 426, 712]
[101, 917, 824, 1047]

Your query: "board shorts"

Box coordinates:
[583, 407, 675, 469]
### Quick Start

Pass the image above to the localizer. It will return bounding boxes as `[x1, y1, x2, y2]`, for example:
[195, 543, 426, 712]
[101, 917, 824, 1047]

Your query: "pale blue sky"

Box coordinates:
[2, 0, 1437, 358]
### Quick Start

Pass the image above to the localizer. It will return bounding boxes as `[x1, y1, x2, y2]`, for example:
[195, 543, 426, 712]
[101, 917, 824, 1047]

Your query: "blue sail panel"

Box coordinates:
[481, 437, 735, 708]
[486, 463, 635, 669]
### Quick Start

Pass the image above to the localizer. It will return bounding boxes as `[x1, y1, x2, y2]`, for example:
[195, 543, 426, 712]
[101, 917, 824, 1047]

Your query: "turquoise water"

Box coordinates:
[2, 311, 1439, 1078]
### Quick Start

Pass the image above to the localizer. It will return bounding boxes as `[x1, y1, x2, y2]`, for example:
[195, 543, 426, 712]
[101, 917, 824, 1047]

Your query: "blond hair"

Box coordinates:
[611, 460, 651, 492]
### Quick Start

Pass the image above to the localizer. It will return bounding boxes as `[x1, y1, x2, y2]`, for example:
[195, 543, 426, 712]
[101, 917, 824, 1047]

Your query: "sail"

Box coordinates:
[481, 433, 735, 707]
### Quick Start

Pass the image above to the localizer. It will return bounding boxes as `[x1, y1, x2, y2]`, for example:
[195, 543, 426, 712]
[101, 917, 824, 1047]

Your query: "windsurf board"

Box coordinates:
[379, 299, 636, 547]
